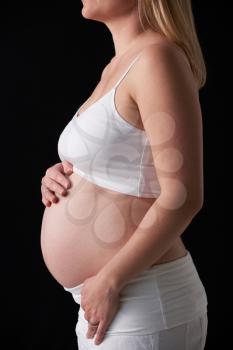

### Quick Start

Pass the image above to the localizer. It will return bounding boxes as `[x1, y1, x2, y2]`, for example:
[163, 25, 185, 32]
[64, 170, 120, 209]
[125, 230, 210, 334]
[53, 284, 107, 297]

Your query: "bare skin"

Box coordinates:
[41, 169, 187, 287]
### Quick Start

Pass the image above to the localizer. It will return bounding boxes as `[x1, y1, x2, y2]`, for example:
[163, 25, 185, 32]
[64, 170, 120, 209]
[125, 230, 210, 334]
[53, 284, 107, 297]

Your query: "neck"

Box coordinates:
[105, 8, 151, 59]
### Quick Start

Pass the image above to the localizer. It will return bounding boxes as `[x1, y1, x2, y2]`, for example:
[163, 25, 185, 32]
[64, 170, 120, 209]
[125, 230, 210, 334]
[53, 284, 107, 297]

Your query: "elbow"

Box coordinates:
[157, 189, 204, 216]
[185, 195, 204, 217]
[192, 198, 204, 214]
[190, 189, 204, 215]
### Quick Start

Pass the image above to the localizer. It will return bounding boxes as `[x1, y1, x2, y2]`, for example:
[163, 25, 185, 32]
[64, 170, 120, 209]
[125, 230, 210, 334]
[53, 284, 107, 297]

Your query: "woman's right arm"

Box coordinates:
[41, 161, 73, 207]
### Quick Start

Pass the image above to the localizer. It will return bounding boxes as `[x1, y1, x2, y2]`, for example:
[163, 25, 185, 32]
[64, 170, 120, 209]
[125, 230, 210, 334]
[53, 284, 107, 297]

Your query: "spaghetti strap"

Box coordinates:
[113, 52, 143, 89]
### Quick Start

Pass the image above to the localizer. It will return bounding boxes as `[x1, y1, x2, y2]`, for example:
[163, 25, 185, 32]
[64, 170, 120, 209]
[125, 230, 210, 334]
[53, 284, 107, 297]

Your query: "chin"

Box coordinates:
[81, 5, 102, 21]
[80, 0, 132, 23]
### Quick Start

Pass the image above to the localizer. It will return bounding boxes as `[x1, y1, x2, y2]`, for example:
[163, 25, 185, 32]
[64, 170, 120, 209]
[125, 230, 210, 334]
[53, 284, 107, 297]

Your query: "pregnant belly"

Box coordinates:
[40, 172, 156, 288]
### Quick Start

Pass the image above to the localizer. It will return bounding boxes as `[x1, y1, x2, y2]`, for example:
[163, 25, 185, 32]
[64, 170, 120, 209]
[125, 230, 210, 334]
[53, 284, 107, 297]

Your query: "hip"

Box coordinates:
[64, 250, 208, 336]
[76, 312, 208, 350]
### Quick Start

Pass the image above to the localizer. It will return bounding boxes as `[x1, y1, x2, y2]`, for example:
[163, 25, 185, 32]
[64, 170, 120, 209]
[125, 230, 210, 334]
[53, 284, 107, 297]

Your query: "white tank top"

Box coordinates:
[58, 51, 161, 198]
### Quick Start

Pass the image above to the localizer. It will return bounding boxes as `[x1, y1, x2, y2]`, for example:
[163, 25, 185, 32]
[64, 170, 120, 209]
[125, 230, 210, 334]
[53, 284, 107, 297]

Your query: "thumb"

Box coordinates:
[62, 161, 73, 174]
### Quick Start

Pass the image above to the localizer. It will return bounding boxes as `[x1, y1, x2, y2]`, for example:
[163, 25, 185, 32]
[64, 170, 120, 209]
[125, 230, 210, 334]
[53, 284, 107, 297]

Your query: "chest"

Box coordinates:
[77, 73, 144, 131]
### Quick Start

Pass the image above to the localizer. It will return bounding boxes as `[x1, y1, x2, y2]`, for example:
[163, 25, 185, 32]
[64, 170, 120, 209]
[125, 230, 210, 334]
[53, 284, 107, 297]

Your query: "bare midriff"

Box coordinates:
[40, 171, 187, 289]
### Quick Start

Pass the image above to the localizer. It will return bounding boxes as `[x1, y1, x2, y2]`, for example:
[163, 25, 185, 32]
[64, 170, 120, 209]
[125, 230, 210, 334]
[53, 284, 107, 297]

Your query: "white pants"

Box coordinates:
[76, 312, 208, 350]
[64, 251, 208, 349]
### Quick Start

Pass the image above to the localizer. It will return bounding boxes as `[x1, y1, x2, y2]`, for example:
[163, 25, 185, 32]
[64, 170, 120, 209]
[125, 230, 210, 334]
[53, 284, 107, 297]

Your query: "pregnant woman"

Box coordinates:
[40, 0, 208, 349]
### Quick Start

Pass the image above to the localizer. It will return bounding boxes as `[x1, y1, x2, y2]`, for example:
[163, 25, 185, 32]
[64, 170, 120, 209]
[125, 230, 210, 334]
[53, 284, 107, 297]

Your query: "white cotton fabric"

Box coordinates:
[57, 53, 161, 198]
[64, 250, 208, 349]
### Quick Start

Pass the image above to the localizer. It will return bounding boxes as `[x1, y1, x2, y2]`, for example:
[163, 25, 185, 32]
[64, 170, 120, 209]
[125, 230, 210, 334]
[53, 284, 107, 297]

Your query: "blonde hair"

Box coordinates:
[138, 0, 206, 89]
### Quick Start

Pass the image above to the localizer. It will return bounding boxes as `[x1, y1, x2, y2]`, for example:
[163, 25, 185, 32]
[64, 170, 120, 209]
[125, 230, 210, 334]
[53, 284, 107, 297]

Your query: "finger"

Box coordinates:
[42, 197, 51, 207]
[62, 161, 73, 175]
[45, 167, 71, 189]
[42, 187, 58, 203]
[86, 323, 99, 339]
[44, 193, 58, 204]
[42, 177, 68, 195]
[41, 183, 56, 199]
[94, 319, 108, 345]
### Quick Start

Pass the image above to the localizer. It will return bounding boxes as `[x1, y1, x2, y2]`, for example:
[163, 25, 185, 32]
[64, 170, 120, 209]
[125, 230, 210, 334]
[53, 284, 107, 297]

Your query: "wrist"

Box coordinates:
[97, 268, 123, 295]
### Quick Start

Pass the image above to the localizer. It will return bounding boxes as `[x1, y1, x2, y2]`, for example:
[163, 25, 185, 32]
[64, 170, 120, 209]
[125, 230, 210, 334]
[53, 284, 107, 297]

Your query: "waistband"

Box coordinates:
[64, 250, 208, 334]
[64, 250, 192, 295]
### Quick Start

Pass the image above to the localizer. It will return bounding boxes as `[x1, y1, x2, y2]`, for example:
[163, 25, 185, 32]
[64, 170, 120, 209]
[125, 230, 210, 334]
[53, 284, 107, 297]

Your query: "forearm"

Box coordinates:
[97, 197, 201, 292]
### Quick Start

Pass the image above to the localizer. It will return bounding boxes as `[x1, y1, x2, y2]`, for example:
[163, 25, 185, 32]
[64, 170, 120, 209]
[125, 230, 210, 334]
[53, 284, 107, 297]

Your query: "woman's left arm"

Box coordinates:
[81, 43, 204, 345]
[98, 42, 204, 290]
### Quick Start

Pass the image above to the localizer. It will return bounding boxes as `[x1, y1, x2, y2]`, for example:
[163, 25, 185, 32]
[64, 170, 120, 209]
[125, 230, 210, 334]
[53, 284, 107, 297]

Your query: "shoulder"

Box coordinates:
[138, 40, 191, 72]
[132, 40, 197, 92]
[130, 39, 201, 126]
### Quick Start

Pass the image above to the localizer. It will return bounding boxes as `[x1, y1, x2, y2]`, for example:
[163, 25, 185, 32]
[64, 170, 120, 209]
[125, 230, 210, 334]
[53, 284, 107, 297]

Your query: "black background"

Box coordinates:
[1, 2, 228, 350]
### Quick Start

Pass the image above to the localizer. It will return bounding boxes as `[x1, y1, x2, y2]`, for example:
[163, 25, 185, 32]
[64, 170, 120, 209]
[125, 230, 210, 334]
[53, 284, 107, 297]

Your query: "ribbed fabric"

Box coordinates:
[57, 52, 161, 198]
